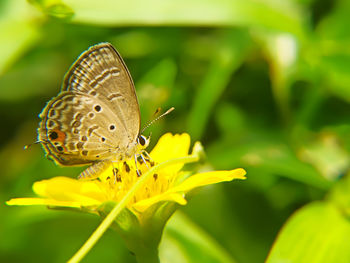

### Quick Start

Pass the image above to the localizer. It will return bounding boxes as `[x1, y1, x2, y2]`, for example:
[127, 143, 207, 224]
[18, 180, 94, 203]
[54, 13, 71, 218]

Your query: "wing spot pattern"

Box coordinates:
[88, 125, 99, 136]
[76, 142, 84, 150]
[89, 67, 120, 89]
[107, 93, 123, 101]
[48, 109, 56, 117]
[47, 120, 56, 128]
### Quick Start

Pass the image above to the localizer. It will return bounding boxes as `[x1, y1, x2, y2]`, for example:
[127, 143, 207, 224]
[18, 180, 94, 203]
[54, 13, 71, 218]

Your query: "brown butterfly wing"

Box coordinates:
[62, 43, 140, 142]
[38, 43, 141, 166]
[38, 92, 132, 166]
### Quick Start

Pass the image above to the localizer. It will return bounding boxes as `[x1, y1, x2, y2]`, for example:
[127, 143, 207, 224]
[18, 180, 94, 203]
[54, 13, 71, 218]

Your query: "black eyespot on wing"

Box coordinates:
[101, 137, 106, 142]
[109, 124, 115, 131]
[94, 105, 101, 112]
[57, 146, 64, 152]
[49, 131, 58, 140]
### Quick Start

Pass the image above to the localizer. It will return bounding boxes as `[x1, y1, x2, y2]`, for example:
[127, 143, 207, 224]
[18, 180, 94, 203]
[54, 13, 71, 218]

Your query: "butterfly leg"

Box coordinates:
[111, 161, 117, 184]
[134, 154, 142, 177]
[142, 150, 154, 166]
[140, 153, 149, 168]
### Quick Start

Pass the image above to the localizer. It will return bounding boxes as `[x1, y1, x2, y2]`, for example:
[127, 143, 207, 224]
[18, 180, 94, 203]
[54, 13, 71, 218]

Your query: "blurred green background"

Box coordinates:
[1, 0, 350, 262]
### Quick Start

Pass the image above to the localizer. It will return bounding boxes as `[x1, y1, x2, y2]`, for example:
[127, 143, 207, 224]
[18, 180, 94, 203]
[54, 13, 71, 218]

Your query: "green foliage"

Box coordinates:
[266, 202, 350, 263]
[161, 212, 237, 263]
[1, 0, 350, 262]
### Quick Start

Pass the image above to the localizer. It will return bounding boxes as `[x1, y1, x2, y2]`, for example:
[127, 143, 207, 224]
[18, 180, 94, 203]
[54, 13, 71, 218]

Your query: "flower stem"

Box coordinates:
[68, 153, 199, 263]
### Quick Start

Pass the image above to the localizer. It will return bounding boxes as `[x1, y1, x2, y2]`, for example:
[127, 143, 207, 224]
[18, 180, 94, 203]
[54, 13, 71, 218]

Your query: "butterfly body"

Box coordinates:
[37, 43, 149, 176]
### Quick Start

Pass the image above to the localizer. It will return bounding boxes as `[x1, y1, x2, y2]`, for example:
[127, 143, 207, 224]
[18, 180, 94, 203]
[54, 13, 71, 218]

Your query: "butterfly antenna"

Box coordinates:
[24, 140, 44, 150]
[141, 107, 174, 134]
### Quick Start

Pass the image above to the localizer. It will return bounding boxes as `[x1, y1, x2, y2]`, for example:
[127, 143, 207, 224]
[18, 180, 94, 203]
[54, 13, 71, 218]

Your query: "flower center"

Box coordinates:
[97, 158, 175, 207]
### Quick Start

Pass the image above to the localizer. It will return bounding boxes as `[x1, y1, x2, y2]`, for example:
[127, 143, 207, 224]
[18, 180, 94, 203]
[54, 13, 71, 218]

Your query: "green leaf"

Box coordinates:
[45, 3, 74, 19]
[29, 0, 305, 37]
[137, 59, 177, 110]
[0, 51, 64, 101]
[187, 30, 251, 140]
[266, 202, 350, 263]
[298, 133, 349, 181]
[305, 1, 350, 102]
[208, 134, 332, 190]
[160, 211, 237, 263]
[136, 59, 177, 140]
[215, 102, 246, 138]
[0, 0, 41, 76]
[319, 54, 350, 102]
[327, 175, 350, 218]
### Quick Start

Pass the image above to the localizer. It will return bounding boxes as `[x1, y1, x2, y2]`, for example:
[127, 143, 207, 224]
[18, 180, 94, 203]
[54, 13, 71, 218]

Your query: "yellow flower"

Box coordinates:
[7, 133, 246, 263]
[7, 133, 246, 214]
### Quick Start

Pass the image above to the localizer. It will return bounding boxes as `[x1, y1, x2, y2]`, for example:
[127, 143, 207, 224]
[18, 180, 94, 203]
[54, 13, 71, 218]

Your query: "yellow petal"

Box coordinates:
[133, 192, 187, 212]
[6, 197, 98, 208]
[33, 176, 107, 204]
[150, 133, 191, 172]
[170, 168, 246, 193]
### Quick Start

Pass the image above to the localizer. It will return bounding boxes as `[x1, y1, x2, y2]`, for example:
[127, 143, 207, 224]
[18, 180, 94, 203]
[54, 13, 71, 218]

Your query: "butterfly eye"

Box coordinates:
[138, 135, 146, 146]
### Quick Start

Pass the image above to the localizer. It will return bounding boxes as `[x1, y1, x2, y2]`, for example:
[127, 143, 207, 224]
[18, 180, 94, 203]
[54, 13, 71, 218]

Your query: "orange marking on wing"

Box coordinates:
[49, 129, 66, 144]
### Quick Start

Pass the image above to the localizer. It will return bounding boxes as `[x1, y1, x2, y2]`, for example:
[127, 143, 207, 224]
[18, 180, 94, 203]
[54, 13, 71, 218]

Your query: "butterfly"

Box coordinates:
[36, 43, 171, 178]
